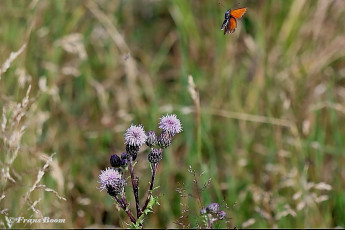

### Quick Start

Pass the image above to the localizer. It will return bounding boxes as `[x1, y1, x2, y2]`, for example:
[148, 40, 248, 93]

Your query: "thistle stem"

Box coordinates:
[141, 162, 158, 214]
[128, 156, 142, 218]
[114, 195, 136, 224]
[207, 214, 213, 229]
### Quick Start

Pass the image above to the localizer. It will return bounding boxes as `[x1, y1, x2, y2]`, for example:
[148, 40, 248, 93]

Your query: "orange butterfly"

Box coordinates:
[221, 7, 247, 34]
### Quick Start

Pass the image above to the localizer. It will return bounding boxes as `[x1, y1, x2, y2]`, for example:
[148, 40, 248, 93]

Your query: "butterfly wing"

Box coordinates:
[227, 17, 237, 33]
[230, 7, 247, 19]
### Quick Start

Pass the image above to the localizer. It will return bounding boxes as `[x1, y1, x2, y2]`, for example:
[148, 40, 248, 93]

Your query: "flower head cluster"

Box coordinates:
[98, 114, 183, 225]
[158, 114, 182, 136]
[98, 168, 126, 196]
[124, 124, 147, 147]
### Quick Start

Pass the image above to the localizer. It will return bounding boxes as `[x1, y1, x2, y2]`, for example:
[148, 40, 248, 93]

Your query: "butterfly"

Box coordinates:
[221, 7, 247, 34]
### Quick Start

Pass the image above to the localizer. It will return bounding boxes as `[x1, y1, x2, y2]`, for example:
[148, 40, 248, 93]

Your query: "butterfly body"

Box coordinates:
[221, 7, 247, 34]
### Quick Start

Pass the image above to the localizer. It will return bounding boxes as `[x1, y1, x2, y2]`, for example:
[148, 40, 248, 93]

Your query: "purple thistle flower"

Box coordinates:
[124, 124, 147, 147]
[98, 167, 125, 195]
[158, 114, 182, 135]
[206, 203, 220, 214]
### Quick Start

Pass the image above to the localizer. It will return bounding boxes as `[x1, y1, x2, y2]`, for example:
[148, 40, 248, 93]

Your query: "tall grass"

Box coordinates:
[1, 0, 345, 228]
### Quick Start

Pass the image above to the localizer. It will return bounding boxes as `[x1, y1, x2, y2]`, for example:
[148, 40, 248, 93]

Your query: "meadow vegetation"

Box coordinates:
[1, 0, 345, 228]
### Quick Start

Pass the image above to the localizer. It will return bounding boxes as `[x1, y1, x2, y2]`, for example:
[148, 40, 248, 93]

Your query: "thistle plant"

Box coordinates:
[98, 114, 182, 228]
[200, 203, 227, 229]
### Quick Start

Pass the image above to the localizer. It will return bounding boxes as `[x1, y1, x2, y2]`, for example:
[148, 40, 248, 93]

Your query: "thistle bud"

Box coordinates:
[148, 148, 163, 164]
[157, 131, 172, 148]
[146, 131, 157, 147]
[110, 154, 121, 168]
[126, 144, 139, 160]
[120, 153, 128, 167]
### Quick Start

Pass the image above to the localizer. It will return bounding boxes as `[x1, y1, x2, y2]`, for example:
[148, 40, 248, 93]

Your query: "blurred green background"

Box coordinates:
[1, 0, 345, 228]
